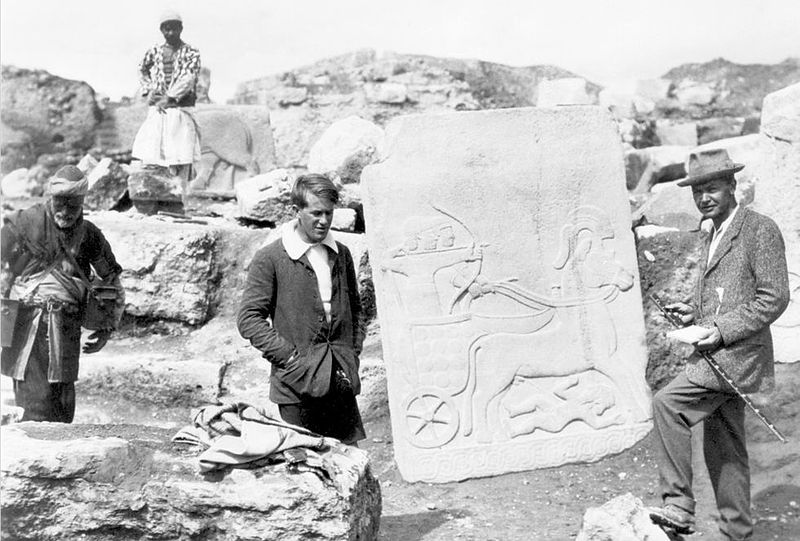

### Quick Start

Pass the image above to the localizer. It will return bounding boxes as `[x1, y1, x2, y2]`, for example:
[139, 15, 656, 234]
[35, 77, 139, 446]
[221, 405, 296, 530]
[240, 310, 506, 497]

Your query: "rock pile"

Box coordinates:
[231, 49, 598, 168]
[0, 422, 381, 541]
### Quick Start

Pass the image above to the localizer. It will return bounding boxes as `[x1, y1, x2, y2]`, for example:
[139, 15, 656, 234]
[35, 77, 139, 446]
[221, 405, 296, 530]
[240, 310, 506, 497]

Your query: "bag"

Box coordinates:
[1, 298, 20, 347]
[53, 234, 120, 331]
[83, 285, 119, 331]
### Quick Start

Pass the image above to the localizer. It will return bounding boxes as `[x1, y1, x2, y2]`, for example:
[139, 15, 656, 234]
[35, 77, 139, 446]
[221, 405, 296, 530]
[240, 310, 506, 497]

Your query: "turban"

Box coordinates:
[160, 10, 182, 24]
[48, 165, 89, 197]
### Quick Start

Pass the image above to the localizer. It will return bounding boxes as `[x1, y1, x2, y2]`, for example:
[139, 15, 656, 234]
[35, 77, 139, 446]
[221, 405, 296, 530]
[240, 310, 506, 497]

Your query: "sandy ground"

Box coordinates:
[4, 327, 796, 541]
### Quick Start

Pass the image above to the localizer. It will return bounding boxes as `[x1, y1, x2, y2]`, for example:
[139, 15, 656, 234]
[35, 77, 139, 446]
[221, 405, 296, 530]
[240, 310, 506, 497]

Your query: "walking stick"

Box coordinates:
[650, 293, 788, 444]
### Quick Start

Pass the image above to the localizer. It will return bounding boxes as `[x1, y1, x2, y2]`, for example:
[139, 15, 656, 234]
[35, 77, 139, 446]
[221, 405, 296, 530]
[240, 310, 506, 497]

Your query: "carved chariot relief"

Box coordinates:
[363, 107, 652, 482]
[380, 204, 640, 448]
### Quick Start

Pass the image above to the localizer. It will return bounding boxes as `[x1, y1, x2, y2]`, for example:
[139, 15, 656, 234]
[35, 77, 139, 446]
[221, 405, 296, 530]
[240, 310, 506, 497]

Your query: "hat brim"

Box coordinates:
[677, 163, 744, 187]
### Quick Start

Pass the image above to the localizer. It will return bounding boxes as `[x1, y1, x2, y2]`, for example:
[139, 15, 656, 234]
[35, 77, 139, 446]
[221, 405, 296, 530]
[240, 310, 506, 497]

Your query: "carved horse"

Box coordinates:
[459, 207, 635, 442]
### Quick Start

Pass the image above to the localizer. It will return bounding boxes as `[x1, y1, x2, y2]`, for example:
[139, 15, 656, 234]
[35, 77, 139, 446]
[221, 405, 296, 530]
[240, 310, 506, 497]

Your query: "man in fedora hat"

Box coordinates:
[648, 148, 789, 539]
[1, 166, 124, 422]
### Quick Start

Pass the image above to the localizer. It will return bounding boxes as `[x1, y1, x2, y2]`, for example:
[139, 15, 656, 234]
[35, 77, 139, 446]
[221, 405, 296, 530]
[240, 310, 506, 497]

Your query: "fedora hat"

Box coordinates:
[677, 148, 744, 187]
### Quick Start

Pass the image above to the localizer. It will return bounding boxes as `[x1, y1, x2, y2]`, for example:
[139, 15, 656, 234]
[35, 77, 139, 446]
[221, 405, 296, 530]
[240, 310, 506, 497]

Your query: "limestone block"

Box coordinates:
[235, 168, 294, 223]
[339, 183, 363, 208]
[673, 80, 715, 107]
[77, 153, 99, 173]
[308, 116, 385, 184]
[362, 107, 652, 482]
[364, 82, 409, 104]
[537, 78, 592, 107]
[0, 423, 381, 541]
[0, 66, 100, 155]
[90, 213, 217, 325]
[277, 87, 309, 106]
[751, 86, 800, 362]
[332, 208, 357, 232]
[637, 182, 701, 231]
[127, 167, 185, 215]
[761, 82, 800, 143]
[127, 167, 183, 202]
[0, 169, 35, 198]
[576, 493, 669, 541]
[625, 145, 690, 193]
[655, 120, 697, 146]
[84, 157, 129, 211]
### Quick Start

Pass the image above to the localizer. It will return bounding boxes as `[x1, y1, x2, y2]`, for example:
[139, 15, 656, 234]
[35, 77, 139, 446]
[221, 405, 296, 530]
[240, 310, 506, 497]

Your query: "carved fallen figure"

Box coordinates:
[504, 374, 625, 437]
[380, 205, 648, 448]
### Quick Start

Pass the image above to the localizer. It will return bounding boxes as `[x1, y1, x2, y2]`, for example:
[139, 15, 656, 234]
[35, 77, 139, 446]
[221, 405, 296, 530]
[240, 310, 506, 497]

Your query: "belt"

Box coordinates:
[23, 296, 81, 314]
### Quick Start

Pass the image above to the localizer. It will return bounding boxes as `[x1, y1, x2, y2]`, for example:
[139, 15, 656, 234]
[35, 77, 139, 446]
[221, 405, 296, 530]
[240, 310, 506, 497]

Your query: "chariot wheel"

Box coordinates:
[402, 387, 459, 449]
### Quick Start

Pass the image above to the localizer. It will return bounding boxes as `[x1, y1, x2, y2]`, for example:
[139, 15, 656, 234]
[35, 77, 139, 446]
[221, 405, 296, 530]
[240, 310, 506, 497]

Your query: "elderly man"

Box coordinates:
[649, 149, 789, 540]
[237, 174, 366, 445]
[132, 10, 201, 193]
[1, 166, 124, 422]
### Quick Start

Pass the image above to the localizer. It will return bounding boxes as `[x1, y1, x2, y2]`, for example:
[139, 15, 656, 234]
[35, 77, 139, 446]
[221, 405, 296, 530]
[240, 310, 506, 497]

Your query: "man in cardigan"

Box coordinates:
[132, 10, 201, 195]
[1, 166, 124, 422]
[237, 174, 366, 445]
[649, 149, 790, 540]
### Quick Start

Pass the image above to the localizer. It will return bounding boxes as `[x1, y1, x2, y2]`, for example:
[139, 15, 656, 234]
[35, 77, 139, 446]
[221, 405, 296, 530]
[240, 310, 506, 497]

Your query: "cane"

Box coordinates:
[650, 293, 788, 444]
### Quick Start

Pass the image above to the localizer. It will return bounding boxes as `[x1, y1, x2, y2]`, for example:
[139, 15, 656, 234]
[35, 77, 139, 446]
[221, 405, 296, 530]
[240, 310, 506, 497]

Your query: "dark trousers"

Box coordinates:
[279, 362, 365, 445]
[652, 372, 751, 540]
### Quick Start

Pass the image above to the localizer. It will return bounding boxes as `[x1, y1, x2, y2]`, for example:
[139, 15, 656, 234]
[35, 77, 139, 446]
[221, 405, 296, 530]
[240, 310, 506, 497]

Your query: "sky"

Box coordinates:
[1, 0, 799, 103]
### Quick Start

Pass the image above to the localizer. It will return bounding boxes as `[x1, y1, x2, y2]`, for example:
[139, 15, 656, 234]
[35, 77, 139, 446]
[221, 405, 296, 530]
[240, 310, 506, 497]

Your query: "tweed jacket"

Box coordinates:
[686, 206, 789, 393]
[237, 235, 364, 404]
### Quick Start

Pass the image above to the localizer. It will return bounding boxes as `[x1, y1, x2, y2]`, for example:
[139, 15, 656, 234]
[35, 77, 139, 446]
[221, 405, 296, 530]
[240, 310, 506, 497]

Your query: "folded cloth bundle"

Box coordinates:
[172, 402, 330, 473]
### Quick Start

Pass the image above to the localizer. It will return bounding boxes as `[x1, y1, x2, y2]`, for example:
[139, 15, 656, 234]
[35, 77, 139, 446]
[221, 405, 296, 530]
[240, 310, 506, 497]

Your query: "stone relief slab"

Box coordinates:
[362, 106, 652, 482]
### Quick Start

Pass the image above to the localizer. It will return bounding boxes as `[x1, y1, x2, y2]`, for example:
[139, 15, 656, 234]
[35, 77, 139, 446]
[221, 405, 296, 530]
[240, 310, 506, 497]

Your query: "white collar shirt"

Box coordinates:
[707, 203, 739, 266]
[281, 220, 339, 322]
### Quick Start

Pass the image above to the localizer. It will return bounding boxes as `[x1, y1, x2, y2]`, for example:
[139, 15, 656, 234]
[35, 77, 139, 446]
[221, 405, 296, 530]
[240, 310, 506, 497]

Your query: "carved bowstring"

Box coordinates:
[429, 204, 485, 315]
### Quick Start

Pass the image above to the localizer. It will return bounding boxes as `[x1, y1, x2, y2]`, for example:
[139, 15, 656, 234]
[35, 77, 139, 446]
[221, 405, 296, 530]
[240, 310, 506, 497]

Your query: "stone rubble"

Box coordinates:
[576, 493, 670, 541]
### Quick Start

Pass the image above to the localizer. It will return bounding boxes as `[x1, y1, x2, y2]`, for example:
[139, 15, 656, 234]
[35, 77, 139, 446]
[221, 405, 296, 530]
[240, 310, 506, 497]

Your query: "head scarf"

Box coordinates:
[160, 10, 182, 24]
[48, 165, 89, 197]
